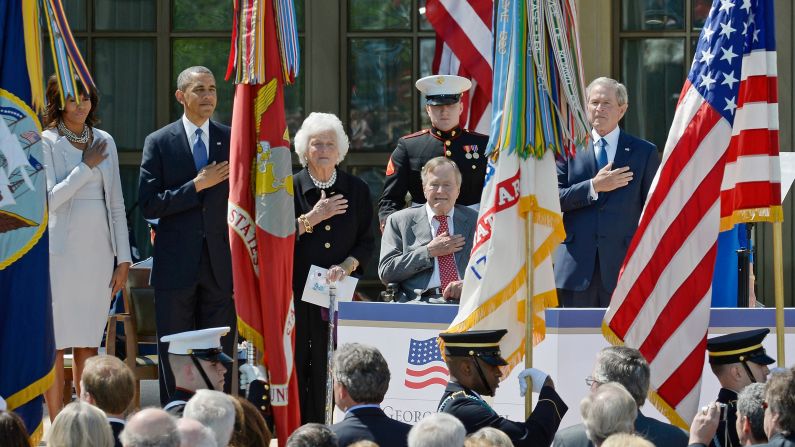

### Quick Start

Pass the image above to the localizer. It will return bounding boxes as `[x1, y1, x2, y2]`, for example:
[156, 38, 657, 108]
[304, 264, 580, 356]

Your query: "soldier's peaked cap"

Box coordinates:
[416, 75, 472, 105]
[439, 329, 508, 366]
[161, 327, 233, 365]
[706, 328, 775, 366]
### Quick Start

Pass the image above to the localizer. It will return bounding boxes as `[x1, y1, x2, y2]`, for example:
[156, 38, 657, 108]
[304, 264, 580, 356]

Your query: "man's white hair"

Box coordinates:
[184, 390, 236, 447]
[408, 413, 466, 447]
[177, 417, 216, 447]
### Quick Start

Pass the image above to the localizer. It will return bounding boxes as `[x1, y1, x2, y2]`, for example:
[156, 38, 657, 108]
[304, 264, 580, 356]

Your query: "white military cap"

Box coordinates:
[160, 327, 232, 364]
[415, 75, 472, 105]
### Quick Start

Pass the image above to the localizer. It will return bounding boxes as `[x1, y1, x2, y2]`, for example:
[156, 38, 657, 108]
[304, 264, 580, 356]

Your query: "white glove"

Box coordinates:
[239, 364, 268, 389]
[518, 368, 549, 396]
[0, 395, 6, 411]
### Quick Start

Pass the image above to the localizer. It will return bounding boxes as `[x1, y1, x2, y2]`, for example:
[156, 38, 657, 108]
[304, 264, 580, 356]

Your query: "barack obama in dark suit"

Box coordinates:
[138, 66, 236, 404]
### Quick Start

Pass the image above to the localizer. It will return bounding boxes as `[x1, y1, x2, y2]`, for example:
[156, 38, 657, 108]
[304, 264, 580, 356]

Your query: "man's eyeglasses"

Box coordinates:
[585, 376, 601, 387]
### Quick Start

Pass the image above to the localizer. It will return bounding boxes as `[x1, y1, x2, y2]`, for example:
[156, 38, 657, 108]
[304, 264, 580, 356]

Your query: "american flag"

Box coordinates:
[404, 337, 449, 389]
[604, 0, 780, 428]
[425, 0, 492, 134]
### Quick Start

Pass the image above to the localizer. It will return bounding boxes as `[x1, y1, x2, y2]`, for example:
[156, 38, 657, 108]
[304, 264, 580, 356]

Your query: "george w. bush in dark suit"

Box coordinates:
[330, 344, 411, 447]
[554, 77, 660, 307]
[138, 66, 236, 404]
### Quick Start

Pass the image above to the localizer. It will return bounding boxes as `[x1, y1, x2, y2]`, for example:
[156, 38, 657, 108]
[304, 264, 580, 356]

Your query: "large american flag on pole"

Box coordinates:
[604, 0, 781, 428]
[426, 0, 492, 134]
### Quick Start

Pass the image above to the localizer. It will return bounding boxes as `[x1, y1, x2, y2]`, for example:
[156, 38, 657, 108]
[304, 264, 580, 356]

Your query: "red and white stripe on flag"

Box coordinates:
[603, 0, 780, 429]
[426, 0, 492, 134]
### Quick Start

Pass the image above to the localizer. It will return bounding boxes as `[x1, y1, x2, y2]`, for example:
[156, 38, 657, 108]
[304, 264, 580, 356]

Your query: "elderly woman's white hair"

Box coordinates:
[293, 112, 350, 167]
[581, 382, 638, 446]
[47, 401, 114, 447]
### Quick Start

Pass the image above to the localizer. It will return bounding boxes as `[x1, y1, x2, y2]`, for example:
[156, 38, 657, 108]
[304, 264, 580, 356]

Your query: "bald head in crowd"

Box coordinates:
[120, 408, 180, 447]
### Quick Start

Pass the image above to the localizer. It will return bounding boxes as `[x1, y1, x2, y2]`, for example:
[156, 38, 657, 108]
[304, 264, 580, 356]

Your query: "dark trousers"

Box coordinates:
[155, 241, 237, 405]
[294, 299, 330, 424]
[558, 254, 612, 308]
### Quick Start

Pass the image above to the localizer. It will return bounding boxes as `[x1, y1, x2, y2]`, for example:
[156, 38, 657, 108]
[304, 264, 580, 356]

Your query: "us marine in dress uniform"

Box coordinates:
[706, 329, 775, 447]
[437, 330, 568, 446]
[160, 327, 234, 416]
[378, 74, 489, 227]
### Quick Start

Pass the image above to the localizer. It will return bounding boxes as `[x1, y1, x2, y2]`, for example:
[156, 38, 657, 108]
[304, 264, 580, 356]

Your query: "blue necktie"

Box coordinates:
[596, 138, 608, 170]
[193, 128, 208, 171]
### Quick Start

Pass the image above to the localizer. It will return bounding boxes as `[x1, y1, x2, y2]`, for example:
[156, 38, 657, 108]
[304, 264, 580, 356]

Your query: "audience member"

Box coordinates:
[760, 367, 795, 446]
[554, 346, 687, 447]
[580, 382, 637, 446]
[80, 355, 136, 447]
[349, 441, 380, 447]
[554, 76, 659, 307]
[119, 408, 180, 447]
[688, 402, 723, 447]
[176, 417, 216, 447]
[601, 433, 654, 447]
[380, 157, 477, 302]
[736, 383, 768, 445]
[0, 410, 30, 447]
[48, 401, 114, 447]
[706, 329, 775, 447]
[228, 396, 273, 447]
[378, 74, 488, 226]
[437, 329, 566, 446]
[292, 112, 374, 423]
[286, 423, 339, 447]
[160, 327, 233, 416]
[330, 343, 411, 447]
[408, 413, 466, 447]
[184, 390, 236, 447]
[139, 65, 236, 405]
[464, 427, 513, 447]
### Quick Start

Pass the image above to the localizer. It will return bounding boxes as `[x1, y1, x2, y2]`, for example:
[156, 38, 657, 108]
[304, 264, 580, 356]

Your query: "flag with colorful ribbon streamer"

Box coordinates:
[227, 0, 301, 442]
[444, 0, 586, 372]
[604, 0, 781, 428]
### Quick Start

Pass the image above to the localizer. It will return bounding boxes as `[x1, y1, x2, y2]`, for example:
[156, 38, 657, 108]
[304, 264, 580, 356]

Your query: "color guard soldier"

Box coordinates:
[437, 329, 567, 446]
[706, 328, 775, 447]
[378, 75, 489, 228]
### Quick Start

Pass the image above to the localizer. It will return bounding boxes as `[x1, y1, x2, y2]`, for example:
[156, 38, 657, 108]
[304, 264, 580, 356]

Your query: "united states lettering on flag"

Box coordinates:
[404, 338, 449, 389]
[425, 0, 492, 133]
[604, 0, 780, 428]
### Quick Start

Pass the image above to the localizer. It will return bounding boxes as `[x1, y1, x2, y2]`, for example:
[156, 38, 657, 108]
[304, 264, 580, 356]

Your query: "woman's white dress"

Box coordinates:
[49, 143, 114, 349]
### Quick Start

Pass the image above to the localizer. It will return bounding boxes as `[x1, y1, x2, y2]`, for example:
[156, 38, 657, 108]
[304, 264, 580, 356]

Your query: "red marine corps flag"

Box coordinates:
[227, 0, 301, 442]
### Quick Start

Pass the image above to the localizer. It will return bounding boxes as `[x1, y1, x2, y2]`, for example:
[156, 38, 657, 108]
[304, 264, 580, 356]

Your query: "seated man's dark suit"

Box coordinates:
[553, 130, 659, 306]
[553, 412, 688, 447]
[138, 119, 236, 404]
[439, 381, 567, 447]
[378, 204, 477, 302]
[331, 406, 411, 447]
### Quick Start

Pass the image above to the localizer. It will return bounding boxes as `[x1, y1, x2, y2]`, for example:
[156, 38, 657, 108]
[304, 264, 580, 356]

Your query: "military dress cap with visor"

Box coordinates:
[415, 74, 472, 105]
[161, 326, 232, 390]
[707, 328, 775, 385]
[439, 329, 509, 366]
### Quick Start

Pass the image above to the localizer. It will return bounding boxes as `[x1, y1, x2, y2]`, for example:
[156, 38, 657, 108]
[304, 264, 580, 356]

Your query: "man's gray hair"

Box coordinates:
[466, 426, 512, 447]
[737, 382, 767, 442]
[286, 423, 338, 447]
[581, 382, 638, 446]
[587, 77, 628, 106]
[176, 66, 214, 91]
[593, 346, 650, 407]
[420, 156, 462, 187]
[408, 413, 466, 447]
[184, 390, 236, 447]
[333, 343, 390, 403]
[119, 408, 180, 447]
[176, 417, 216, 447]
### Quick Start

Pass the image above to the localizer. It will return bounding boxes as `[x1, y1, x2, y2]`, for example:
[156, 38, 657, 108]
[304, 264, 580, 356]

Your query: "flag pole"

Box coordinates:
[325, 284, 338, 425]
[524, 208, 534, 417]
[772, 222, 786, 367]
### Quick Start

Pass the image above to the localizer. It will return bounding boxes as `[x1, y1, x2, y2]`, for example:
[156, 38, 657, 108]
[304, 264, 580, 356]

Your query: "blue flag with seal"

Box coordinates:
[0, 0, 55, 442]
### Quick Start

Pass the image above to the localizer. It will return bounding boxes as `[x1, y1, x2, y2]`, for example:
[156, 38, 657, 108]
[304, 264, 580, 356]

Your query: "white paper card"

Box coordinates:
[301, 265, 358, 308]
[779, 152, 795, 203]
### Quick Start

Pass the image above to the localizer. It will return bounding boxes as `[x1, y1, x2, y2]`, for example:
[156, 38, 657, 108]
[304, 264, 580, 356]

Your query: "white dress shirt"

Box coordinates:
[425, 203, 455, 290]
[181, 115, 210, 161]
[588, 126, 622, 200]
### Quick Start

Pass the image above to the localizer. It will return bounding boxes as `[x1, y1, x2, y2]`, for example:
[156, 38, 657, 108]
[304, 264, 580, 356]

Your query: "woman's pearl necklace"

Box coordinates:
[309, 169, 337, 189]
[58, 120, 90, 144]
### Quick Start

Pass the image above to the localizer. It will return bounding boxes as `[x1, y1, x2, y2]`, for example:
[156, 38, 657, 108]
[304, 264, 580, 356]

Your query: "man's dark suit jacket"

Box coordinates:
[554, 129, 659, 294]
[330, 407, 411, 447]
[553, 412, 688, 447]
[138, 119, 232, 291]
[109, 419, 124, 447]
